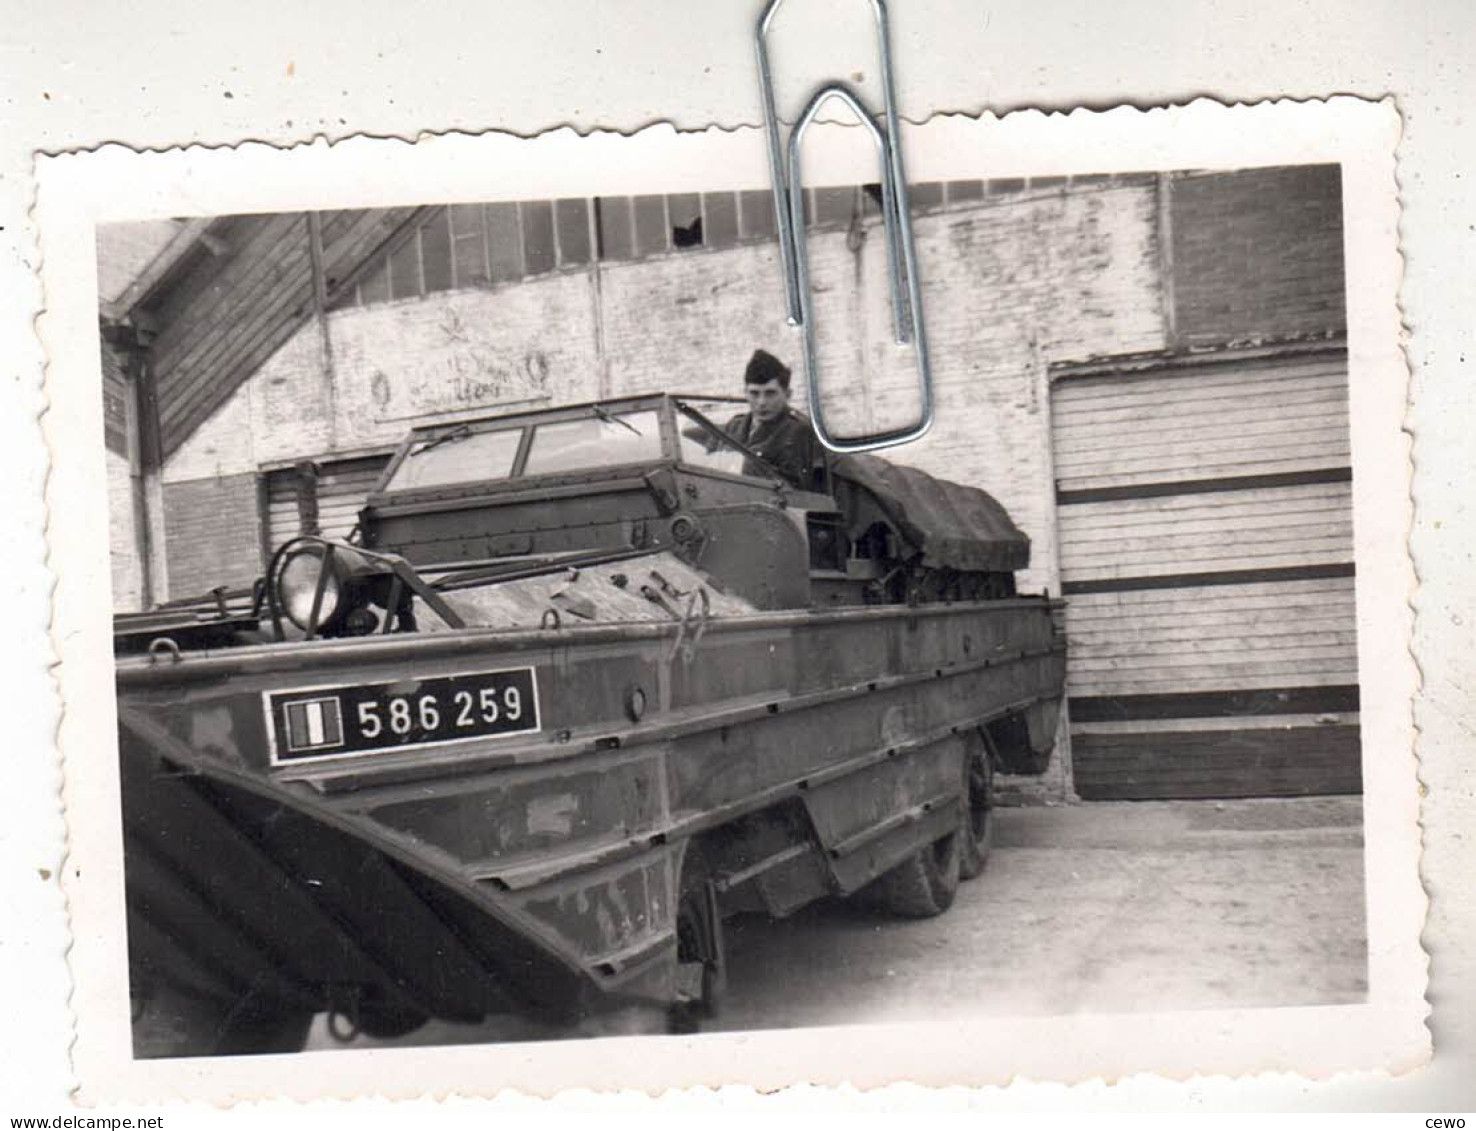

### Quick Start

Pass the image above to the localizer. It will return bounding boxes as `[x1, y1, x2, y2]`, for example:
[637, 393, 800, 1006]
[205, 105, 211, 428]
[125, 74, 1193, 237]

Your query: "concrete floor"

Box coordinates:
[306, 795, 1367, 1050]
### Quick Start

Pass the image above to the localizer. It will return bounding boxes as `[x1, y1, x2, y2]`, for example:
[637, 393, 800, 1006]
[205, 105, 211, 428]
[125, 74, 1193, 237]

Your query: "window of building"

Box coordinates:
[667, 193, 703, 250]
[702, 192, 739, 248]
[339, 179, 1002, 311]
[633, 194, 669, 258]
[908, 181, 945, 212]
[521, 200, 557, 276]
[597, 197, 636, 261]
[555, 198, 592, 266]
[738, 190, 778, 241]
[809, 186, 857, 229]
[485, 202, 524, 284]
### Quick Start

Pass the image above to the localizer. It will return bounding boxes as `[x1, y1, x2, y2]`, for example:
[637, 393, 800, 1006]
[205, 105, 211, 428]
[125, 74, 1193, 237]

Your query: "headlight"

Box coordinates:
[278, 546, 343, 630]
[268, 538, 416, 638]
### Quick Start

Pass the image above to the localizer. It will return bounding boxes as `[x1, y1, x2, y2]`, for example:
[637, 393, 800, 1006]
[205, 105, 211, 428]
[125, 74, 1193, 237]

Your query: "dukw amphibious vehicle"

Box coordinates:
[113, 393, 1066, 1055]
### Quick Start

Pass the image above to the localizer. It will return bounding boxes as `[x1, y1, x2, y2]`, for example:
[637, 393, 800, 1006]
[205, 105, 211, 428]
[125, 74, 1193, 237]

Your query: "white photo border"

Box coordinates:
[34, 96, 1424, 1102]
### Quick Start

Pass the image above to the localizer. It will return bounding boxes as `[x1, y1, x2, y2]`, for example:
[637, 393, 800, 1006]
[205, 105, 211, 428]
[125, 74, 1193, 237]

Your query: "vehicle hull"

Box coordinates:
[118, 597, 1065, 1050]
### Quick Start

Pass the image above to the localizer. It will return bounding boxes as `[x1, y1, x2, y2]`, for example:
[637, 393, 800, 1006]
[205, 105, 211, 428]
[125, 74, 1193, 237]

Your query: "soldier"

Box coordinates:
[722, 349, 821, 490]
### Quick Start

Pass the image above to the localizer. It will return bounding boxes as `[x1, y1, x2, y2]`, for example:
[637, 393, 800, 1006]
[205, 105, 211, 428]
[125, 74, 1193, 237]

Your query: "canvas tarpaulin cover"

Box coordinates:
[830, 453, 1031, 574]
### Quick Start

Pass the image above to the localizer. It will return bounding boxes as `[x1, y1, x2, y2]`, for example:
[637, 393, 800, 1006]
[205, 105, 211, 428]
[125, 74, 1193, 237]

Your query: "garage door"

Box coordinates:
[1051, 350, 1361, 800]
[264, 455, 391, 554]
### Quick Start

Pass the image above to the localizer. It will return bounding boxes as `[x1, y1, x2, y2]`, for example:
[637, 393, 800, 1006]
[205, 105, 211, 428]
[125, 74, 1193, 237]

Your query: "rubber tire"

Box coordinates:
[873, 822, 963, 919]
[959, 748, 996, 881]
[132, 981, 313, 1059]
[667, 842, 725, 1033]
[357, 1007, 430, 1040]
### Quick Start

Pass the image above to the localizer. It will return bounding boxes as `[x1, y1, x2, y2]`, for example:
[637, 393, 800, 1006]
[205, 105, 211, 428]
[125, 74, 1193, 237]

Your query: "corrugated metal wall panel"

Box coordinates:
[1051, 351, 1360, 799]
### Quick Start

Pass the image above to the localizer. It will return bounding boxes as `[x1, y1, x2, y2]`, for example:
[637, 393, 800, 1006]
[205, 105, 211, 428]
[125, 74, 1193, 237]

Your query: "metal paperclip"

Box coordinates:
[756, 0, 934, 454]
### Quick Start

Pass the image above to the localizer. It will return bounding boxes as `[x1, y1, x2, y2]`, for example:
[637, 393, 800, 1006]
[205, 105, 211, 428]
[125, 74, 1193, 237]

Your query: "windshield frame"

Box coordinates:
[373, 394, 687, 499]
[672, 397, 793, 485]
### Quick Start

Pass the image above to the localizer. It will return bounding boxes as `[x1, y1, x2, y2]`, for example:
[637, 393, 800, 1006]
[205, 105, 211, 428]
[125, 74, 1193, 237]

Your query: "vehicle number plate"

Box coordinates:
[266, 667, 540, 764]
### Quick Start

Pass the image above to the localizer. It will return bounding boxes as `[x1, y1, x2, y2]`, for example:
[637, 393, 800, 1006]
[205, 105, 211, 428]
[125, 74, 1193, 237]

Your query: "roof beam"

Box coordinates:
[103, 217, 224, 323]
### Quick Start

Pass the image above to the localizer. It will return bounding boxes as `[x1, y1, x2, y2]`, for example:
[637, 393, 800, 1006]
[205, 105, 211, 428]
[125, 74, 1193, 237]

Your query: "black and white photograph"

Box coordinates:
[33, 96, 1423, 1099]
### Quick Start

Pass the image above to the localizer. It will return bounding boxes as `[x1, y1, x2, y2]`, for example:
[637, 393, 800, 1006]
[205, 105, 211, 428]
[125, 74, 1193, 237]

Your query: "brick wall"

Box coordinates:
[1169, 164, 1345, 347]
[161, 472, 262, 596]
[167, 180, 1166, 601]
[106, 448, 144, 611]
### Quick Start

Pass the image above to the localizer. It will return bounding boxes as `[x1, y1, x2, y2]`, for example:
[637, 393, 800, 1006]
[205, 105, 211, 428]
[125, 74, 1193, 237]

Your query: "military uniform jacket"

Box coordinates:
[722, 410, 821, 488]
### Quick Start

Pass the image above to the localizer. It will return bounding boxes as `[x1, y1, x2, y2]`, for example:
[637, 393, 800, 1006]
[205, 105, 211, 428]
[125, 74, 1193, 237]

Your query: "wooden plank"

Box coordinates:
[1070, 685, 1360, 722]
[1057, 452, 1354, 492]
[1067, 608, 1357, 635]
[1068, 597, 1356, 623]
[1052, 378, 1348, 427]
[1074, 712, 1361, 734]
[1065, 653, 1362, 677]
[1054, 421, 1352, 466]
[157, 209, 426, 448]
[265, 467, 299, 535]
[1053, 385, 1348, 430]
[1059, 479, 1352, 523]
[1064, 549, 1356, 588]
[320, 208, 427, 290]
[317, 209, 362, 249]
[1069, 644, 1360, 674]
[1057, 468, 1351, 505]
[154, 232, 314, 425]
[1056, 424, 1350, 466]
[159, 288, 312, 449]
[1066, 620, 1360, 649]
[155, 213, 331, 396]
[1060, 512, 1354, 550]
[1065, 574, 1355, 610]
[1064, 562, 1354, 595]
[1051, 357, 1346, 406]
[1057, 453, 1354, 489]
[267, 456, 389, 547]
[1072, 725, 1362, 800]
[149, 213, 308, 375]
[1067, 603, 1356, 630]
[1068, 665, 1361, 686]
[1054, 388, 1349, 435]
[1061, 513, 1353, 550]
[112, 218, 223, 317]
[1064, 545, 1355, 582]
[1068, 619, 1358, 647]
[1054, 428, 1352, 473]
[316, 456, 389, 541]
[1065, 666, 1359, 696]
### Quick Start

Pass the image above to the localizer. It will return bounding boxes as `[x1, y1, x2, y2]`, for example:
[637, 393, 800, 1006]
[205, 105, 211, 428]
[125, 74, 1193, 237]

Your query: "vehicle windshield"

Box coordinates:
[383, 404, 669, 492]
[521, 408, 663, 476]
[386, 425, 524, 491]
[675, 399, 774, 478]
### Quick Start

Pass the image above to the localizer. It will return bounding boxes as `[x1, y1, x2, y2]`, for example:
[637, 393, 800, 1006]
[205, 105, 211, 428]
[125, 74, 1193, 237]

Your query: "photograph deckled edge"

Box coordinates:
[30, 95, 1427, 1103]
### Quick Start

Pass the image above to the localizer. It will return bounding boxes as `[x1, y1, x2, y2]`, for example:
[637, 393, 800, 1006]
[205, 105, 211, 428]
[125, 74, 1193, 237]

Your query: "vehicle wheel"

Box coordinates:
[131, 980, 313, 1059]
[959, 744, 995, 881]
[667, 842, 726, 1034]
[872, 819, 962, 919]
[357, 1006, 429, 1041]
